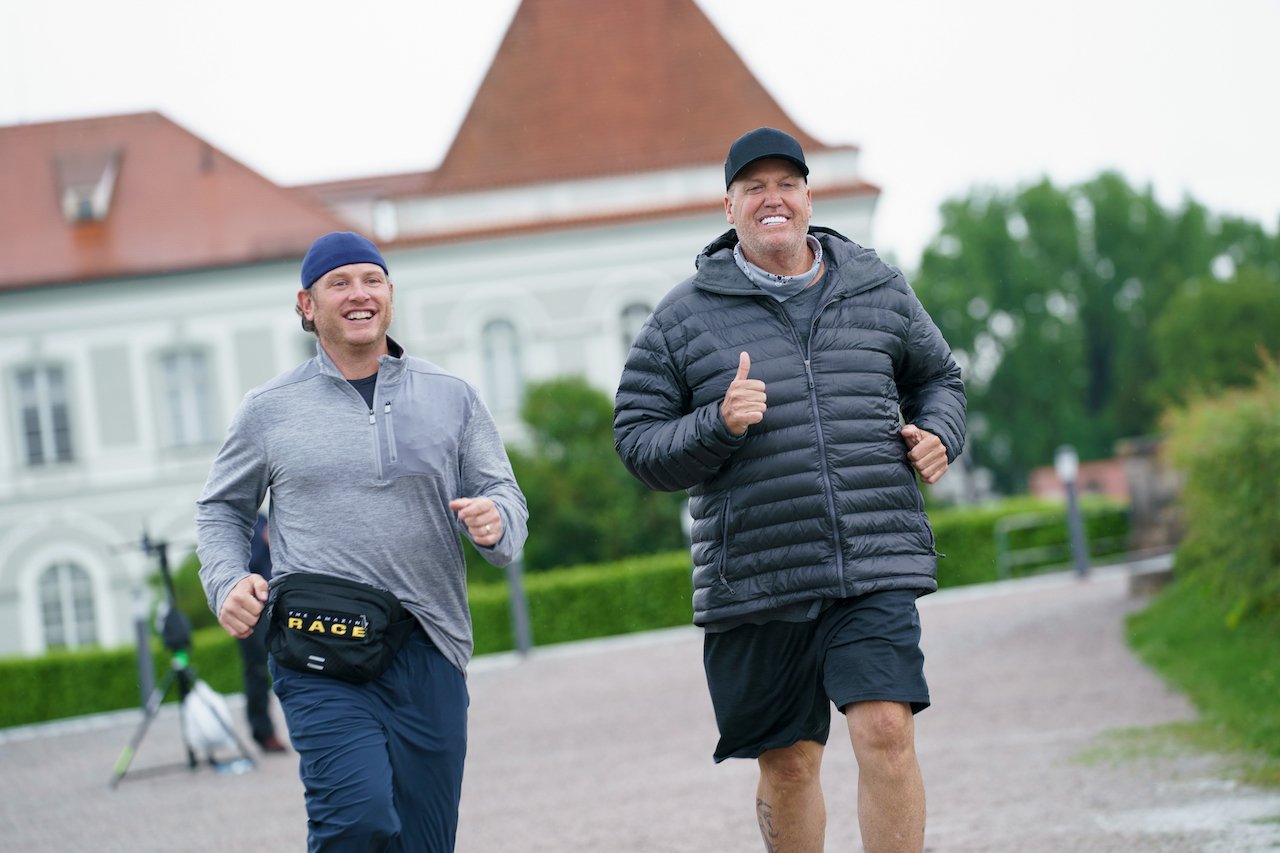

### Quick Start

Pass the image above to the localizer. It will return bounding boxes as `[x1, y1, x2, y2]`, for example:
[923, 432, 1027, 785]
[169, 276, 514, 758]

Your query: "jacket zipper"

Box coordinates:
[383, 401, 398, 463]
[368, 407, 384, 480]
[775, 293, 850, 598]
[810, 297, 849, 598]
[717, 496, 735, 593]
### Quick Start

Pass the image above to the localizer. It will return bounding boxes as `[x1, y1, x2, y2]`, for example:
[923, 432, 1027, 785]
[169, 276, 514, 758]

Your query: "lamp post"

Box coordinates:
[505, 550, 533, 657]
[1055, 445, 1090, 578]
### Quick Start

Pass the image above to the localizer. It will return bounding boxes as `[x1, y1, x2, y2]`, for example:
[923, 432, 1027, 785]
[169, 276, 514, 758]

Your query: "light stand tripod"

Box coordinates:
[109, 532, 256, 788]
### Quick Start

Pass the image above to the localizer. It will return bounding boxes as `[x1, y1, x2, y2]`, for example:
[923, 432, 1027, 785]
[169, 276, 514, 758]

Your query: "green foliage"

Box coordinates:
[0, 646, 141, 727]
[1161, 360, 1280, 617]
[914, 172, 1280, 493]
[931, 497, 1130, 587]
[470, 550, 692, 655]
[1123, 364, 1280, 777]
[1, 496, 1133, 727]
[504, 376, 687, 571]
[1148, 269, 1280, 409]
[1128, 575, 1280, 764]
[0, 626, 243, 729]
[166, 551, 219, 632]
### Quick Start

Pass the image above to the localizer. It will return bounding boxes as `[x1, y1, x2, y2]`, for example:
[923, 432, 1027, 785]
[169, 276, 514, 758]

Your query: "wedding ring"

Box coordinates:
[483, 524, 492, 534]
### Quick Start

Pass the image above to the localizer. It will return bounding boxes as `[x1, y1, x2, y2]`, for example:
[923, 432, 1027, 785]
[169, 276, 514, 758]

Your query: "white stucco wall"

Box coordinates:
[0, 186, 876, 657]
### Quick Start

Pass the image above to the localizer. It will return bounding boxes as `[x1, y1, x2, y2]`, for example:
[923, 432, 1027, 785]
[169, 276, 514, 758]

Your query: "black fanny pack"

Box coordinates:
[266, 572, 417, 684]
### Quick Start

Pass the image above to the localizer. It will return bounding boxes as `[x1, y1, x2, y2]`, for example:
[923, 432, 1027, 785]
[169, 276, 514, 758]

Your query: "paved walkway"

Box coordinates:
[2, 560, 1278, 851]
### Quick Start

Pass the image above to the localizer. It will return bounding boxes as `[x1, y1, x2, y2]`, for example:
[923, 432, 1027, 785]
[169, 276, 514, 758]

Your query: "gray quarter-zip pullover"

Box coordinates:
[196, 338, 528, 674]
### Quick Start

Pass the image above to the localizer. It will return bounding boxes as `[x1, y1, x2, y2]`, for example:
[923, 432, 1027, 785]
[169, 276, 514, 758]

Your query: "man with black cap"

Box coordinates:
[196, 231, 528, 851]
[614, 129, 966, 852]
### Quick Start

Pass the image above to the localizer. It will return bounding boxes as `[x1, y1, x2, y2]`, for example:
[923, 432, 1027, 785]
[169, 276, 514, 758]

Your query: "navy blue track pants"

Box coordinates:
[270, 629, 468, 852]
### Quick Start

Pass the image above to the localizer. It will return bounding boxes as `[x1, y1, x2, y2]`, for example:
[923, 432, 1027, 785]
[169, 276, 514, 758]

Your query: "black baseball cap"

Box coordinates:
[724, 127, 809, 188]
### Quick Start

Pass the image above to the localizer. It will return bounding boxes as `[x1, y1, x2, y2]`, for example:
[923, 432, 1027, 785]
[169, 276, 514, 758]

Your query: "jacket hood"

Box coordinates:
[692, 226, 899, 298]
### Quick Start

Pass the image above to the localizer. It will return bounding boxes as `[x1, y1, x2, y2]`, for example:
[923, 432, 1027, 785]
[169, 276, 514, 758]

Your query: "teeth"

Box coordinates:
[761, 216, 787, 225]
[347, 311, 373, 320]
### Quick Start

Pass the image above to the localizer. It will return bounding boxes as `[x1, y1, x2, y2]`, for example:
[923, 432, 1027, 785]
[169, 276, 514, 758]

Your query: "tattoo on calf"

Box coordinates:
[756, 798, 780, 852]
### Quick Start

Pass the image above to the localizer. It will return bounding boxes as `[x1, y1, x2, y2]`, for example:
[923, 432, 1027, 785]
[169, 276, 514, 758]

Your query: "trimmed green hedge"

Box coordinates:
[0, 552, 694, 729]
[1, 500, 1128, 728]
[0, 627, 244, 730]
[931, 496, 1130, 587]
[470, 551, 693, 655]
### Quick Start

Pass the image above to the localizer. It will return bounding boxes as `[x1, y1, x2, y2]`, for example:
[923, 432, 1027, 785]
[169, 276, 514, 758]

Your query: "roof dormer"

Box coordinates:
[54, 148, 121, 224]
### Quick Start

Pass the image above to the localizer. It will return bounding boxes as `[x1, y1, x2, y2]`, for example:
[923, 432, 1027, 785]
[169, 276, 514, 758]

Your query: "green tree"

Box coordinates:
[914, 172, 1279, 493]
[505, 376, 687, 572]
[1148, 269, 1280, 408]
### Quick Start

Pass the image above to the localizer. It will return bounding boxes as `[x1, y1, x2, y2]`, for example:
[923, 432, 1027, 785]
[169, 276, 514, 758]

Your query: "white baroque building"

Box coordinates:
[0, 0, 879, 657]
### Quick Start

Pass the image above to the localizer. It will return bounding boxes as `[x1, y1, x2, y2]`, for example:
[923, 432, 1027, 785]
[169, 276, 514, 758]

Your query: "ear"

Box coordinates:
[724, 192, 734, 225]
[296, 288, 314, 322]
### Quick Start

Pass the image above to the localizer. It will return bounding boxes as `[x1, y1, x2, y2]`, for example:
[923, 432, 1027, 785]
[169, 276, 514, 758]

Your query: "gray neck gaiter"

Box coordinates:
[734, 234, 823, 302]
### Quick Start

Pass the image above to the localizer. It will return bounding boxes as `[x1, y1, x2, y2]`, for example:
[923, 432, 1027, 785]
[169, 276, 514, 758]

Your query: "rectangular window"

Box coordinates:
[14, 365, 74, 466]
[159, 350, 214, 447]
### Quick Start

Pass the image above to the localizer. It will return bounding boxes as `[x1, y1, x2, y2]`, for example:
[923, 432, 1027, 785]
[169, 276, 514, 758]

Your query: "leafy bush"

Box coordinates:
[1160, 358, 1280, 621]
[167, 551, 218, 632]
[1126, 361, 1280, 775]
[505, 377, 688, 572]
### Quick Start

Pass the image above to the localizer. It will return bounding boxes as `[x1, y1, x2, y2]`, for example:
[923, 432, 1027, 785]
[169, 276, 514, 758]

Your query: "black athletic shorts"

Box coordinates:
[702, 588, 930, 763]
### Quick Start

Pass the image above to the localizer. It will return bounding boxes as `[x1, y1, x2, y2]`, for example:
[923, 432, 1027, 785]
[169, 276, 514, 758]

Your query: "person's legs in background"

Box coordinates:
[238, 625, 285, 752]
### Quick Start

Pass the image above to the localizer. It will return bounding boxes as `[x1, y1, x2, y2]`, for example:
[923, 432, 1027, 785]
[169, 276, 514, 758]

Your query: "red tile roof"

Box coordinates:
[0, 112, 346, 291]
[429, 0, 844, 193]
[2, 0, 871, 291]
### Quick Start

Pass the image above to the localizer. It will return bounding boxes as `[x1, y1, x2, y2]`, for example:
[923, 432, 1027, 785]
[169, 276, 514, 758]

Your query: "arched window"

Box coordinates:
[481, 319, 524, 415]
[620, 303, 652, 359]
[39, 562, 97, 650]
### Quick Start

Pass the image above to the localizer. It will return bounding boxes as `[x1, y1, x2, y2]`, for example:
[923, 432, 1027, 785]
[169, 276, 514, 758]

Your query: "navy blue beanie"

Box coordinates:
[300, 232, 388, 289]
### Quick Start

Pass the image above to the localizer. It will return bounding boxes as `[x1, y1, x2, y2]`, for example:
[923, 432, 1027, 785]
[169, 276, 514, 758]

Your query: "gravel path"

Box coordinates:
[2, 560, 1277, 851]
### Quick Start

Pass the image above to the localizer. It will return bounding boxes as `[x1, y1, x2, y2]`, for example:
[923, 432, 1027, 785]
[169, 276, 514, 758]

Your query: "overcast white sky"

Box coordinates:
[3, 0, 1277, 268]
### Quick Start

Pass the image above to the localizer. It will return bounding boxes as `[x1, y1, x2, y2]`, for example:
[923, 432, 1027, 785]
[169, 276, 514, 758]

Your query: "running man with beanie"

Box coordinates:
[197, 231, 528, 851]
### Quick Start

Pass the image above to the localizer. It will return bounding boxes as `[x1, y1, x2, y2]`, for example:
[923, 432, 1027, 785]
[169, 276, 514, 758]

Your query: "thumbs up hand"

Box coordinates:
[720, 351, 768, 436]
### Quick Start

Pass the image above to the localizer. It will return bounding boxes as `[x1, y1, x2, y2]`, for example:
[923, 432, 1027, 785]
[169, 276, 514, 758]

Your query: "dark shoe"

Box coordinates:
[256, 734, 287, 753]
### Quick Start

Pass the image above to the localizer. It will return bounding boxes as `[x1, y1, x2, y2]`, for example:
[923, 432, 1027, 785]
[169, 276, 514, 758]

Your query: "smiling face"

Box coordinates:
[296, 262, 393, 362]
[724, 158, 814, 275]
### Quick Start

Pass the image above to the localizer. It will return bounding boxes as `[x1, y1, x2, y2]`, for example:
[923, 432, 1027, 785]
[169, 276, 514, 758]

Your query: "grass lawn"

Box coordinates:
[1127, 575, 1280, 787]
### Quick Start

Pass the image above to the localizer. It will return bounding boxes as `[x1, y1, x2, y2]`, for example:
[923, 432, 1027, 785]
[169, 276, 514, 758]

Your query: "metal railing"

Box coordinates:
[993, 512, 1126, 580]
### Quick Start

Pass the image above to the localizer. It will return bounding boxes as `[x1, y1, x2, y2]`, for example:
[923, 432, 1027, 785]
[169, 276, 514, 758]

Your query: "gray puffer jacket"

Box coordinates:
[614, 228, 966, 626]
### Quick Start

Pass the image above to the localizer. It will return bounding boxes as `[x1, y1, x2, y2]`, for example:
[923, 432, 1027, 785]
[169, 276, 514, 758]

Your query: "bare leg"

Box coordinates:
[755, 739, 826, 852]
[846, 701, 925, 853]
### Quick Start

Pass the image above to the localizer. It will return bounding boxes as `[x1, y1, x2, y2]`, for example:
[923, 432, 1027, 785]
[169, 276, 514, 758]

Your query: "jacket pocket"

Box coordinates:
[715, 494, 736, 593]
[908, 482, 939, 556]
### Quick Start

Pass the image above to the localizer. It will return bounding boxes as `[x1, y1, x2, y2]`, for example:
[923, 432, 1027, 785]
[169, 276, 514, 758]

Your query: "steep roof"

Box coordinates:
[428, 0, 838, 193]
[0, 112, 346, 291]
